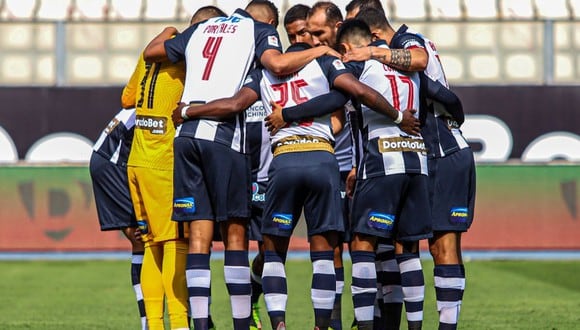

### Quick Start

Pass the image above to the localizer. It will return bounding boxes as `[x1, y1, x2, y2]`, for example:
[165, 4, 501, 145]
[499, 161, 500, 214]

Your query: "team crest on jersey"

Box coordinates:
[367, 211, 395, 231]
[332, 59, 346, 70]
[272, 212, 292, 230]
[173, 197, 196, 215]
[450, 207, 468, 223]
[268, 35, 279, 47]
[251, 182, 265, 202]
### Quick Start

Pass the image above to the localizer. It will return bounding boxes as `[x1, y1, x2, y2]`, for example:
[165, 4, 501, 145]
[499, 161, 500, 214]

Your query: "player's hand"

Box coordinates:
[345, 167, 357, 199]
[265, 101, 287, 136]
[342, 46, 372, 63]
[398, 109, 421, 136]
[134, 228, 143, 241]
[320, 45, 342, 58]
[172, 102, 187, 127]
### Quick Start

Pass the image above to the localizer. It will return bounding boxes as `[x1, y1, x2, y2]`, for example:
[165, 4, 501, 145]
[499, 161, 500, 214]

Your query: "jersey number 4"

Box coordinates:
[271, 79, 313, 127]
[202, 36, 223, 81]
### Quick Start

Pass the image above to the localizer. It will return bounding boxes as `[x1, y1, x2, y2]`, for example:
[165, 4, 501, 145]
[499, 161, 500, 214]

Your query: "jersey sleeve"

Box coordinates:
[242, 68, 263, 96]
[391, 32, 426, 50]
[344, 61, 365, 80]
[281, 90, 350, 122]
[121, 55, 143, 108]
[164, 24, 198, 64]
[254, 22, 283, 64]
[317, 56, 350, 87]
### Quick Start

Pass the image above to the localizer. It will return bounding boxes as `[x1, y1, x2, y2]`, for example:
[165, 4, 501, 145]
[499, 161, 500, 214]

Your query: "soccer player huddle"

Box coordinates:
[89, 1, 476, 330]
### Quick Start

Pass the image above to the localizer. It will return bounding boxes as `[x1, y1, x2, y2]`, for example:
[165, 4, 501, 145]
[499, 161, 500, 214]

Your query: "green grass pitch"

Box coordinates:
[1, 259, 579, 329]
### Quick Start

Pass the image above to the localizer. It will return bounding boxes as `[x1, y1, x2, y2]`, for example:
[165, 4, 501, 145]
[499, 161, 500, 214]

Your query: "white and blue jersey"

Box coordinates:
[392, 25, 469, 158]
[347, 41, 427, 179]
[164, 9, 283, 153]
[245, 100, 271, 183]
[92, 108, 136, 167]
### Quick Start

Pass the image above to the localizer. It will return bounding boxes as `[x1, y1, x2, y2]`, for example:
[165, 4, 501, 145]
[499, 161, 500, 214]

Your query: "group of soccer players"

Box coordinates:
[90, 1, 475, 330]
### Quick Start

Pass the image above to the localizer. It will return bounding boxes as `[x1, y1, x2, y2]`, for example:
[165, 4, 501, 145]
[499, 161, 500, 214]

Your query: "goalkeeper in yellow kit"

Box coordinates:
[122, 6, 226, 329]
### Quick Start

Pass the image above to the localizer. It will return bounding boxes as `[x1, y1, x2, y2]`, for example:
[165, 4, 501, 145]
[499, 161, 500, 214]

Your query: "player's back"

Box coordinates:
[93, 108, 136, 167]
[126, 55, 185, 170]
[259, 52, 345, 146]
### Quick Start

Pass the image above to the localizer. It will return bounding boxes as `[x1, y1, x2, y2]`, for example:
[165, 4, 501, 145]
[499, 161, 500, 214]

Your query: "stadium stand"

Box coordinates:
[0, 0, 577, 86]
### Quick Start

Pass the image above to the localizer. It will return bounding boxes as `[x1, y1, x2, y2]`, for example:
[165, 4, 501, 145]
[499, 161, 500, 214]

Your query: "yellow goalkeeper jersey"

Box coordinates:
[123, 53, 185, 171]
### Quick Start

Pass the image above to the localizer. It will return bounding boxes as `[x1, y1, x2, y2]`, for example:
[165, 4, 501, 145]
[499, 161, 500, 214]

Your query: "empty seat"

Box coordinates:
[25, 133, 94, 163]
[36, 0, 72, 20]
[469, 55, 500, 80]
[144, 0, 177, 20]
[109, 0, 142, 20]
[500, 0, 535, 19]
[534, 0, 569, 19]
[505, 54, 538, 80]
[464, 0, 498, 19]
[1, 0, 37, 19]
[67, 55, 104, 83]
[71, 0, 108, 20]
[429, 0, 462, 20]
[1, 55, 33, 82]
[392, 0, 427, 20]
[0, 24, 34, 49]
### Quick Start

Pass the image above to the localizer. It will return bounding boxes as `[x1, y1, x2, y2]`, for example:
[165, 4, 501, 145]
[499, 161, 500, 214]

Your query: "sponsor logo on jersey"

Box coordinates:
[173, 197, 196, 215]
[450, 207, 468, 223]
[137, 220, 149, 234]
[135, 115, 167, 135]
[246, 102, 267, 120]
[244, 76, 254, 85]
[104, 118, 121, 135]
[252, 182, 265, 202]
[268, 35, 279, 47]
[367, 211, 395, 231]
[378, 136, 426, 153]
[272, 212, 292, 230]
[332, 59, 346, 70]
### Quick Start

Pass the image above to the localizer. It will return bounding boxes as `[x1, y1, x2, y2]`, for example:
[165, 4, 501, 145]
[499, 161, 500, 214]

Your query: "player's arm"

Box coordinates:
[333, 72, 420, 136]
[260, 47, 341, 76]
[425, 76, 464, 124]
[120, 56, 143, 108]
[343, 46, 427, 71]
[331, 108, 345, 135]
[172, 87, 259, 126]
[142, 27, 179, 62]
[264, 89, 349, 133]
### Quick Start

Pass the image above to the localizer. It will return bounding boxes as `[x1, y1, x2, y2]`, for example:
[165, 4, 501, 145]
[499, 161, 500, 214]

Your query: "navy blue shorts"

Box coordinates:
[172, 137, 251, 222]
[428, 148, 476, 232]
[263, 151, 344, 238]
[249, 180, 267, 242]
[351, 174, 432, 242]
[89, 152, 137, 231]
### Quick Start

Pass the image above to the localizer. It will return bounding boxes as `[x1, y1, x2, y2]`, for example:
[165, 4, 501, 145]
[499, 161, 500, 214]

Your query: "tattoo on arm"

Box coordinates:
[389, 49, 412, 70]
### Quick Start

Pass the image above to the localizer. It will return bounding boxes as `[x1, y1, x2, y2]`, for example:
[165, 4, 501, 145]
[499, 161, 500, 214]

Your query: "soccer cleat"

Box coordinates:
[250, 303, 262, 330]
[350, 318, 358, 330]
[208, 315, 216, 330]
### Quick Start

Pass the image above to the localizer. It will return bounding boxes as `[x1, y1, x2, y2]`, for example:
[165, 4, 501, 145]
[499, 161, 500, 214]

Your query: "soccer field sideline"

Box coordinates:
[2, 249, 580, 261]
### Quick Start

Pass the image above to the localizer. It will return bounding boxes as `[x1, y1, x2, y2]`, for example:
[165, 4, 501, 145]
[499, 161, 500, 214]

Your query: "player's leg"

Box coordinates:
[140, 242, 165, 330]
[172, 137, 215, 330]
[121, 227, 148, 330]
[429, 232, 464, 330]
[375, 240, 403, 330]
[427, 148, 476, 330]
[161, 239, 190, 330]
[221, 218, 252, 330]
[349, 234, 377, 330]
[249, 181, 268, 330]
[394, 174, 432, 330]
[261, 234, 291, 330]
[310, 233, 339, 330]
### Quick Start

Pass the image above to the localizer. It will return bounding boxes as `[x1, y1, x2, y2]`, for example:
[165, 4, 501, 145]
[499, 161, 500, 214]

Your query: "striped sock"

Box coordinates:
[262, 250, 287, 329]
[434, 264, 465, 330]
[251, 267, 263, 305]
[330, 266, 344, 330]
[131, 252, 148, 330]
[310, 250, 336, 329]
[224, 250, 252, 330]
[376, 245, 403, 330]
[396, 252, 424, 330]
[351, 250, 377, 330]
[186, 253, 211, 330]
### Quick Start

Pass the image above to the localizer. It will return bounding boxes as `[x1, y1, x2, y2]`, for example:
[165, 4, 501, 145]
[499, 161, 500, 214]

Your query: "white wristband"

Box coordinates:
[181, 106, 189, 120]
[394, 110, 403, 124]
